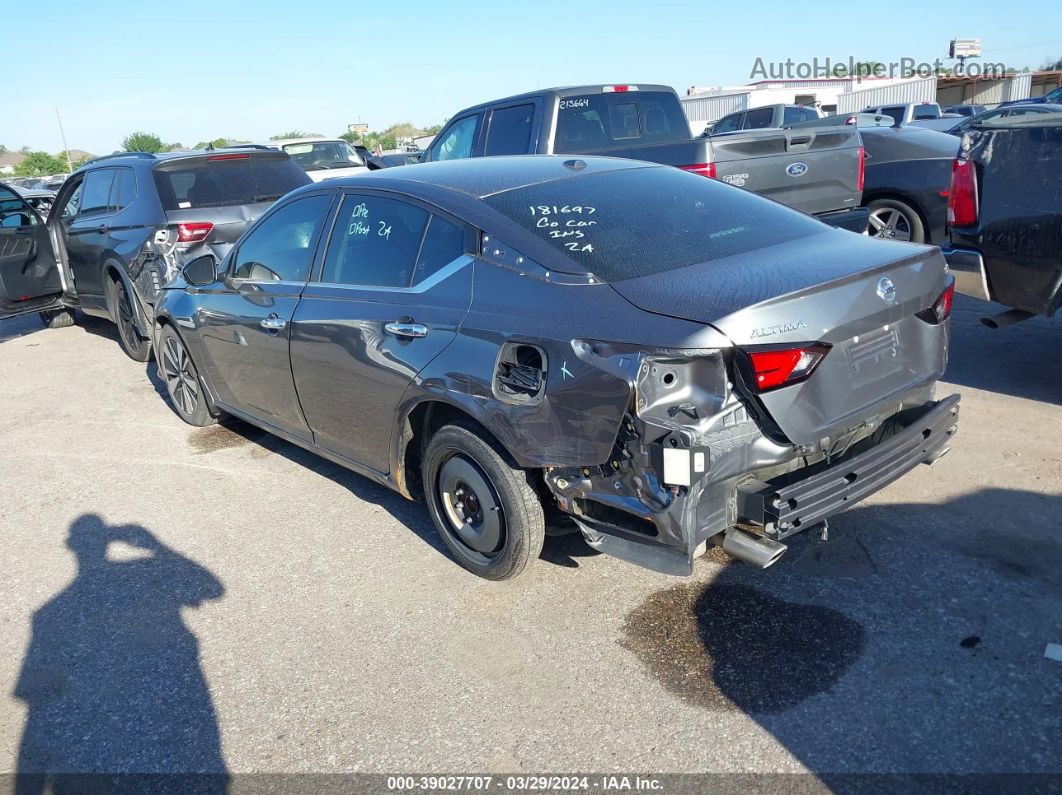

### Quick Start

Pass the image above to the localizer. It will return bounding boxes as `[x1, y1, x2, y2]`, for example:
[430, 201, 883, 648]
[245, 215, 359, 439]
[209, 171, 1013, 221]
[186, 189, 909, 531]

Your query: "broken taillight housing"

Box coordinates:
[747, 344, 831, 392]
[947, 158, 978, 227]
[932, 280, 955, 323]
[176, 222, 214, 243]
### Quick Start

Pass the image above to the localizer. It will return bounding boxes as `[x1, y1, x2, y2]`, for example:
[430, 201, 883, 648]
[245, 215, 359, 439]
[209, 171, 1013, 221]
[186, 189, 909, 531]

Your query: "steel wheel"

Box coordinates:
[867, 206, 913, 242]
[162, 336, 200, 417]
[436, 453, 506, 563]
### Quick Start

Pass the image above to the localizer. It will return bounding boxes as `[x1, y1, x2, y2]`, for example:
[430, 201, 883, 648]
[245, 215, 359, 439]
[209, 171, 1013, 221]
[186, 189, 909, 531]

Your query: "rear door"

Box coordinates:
[290, 191, 474, 472]
[0, 184, 64, 318]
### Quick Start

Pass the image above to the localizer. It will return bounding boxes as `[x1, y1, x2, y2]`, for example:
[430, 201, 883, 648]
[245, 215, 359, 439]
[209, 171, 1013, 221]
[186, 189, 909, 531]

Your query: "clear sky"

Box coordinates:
[4, 0, 1061, 155]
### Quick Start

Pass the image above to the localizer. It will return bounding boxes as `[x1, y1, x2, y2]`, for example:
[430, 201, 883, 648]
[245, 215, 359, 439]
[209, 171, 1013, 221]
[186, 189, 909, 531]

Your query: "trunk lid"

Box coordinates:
[609, 232, 951, 445]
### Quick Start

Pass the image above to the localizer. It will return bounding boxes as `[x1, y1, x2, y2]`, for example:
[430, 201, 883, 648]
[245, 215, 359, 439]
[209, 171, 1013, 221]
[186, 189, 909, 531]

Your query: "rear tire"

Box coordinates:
[865, 198, 925, 244]
[39, 308, 76, 329]
[110, 278, 153, 362]
[423, 421, 545, 580]
[158, 325, 217, 427]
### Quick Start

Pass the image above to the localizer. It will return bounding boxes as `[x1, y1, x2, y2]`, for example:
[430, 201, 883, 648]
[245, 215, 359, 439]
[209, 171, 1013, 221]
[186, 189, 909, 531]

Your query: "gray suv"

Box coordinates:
[0, 149, 309, 360]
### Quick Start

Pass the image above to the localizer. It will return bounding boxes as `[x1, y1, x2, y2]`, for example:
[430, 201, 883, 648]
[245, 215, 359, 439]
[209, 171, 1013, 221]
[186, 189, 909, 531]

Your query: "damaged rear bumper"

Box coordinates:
[737, 394, 960, 540]
[550, 394, 960, 576]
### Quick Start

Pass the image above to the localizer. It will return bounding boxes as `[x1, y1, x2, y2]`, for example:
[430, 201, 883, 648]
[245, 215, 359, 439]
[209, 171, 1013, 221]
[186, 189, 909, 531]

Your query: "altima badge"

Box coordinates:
[877, 276, 897, 303]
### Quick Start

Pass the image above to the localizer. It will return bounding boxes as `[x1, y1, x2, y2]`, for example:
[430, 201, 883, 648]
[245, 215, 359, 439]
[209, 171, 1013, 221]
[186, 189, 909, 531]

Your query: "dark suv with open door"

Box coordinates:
[0, 149, 309, 360]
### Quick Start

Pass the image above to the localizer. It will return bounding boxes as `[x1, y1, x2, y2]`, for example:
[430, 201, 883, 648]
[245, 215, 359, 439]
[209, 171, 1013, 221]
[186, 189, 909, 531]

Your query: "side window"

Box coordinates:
[322, 194, 429, 287]
[413, 215, 466, 285]
[609, 103, 640, 140]
[430, 115, 481, 161]
[232, 194, 331, 282]
[782, 106, 802, 124]
[712, 113, 743, 134]
[110, 168, 137, 213]
[485, 104, 535, 156]
[881, 106, 905, 124]
[743, 107, 775, 129]
[78, 170, 116, 219]
[641, 100, 678, 139]
[59, 180, 84, 220]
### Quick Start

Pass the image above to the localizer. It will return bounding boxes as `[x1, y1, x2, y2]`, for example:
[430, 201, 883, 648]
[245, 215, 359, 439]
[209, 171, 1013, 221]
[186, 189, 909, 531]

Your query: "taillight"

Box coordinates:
[602, 85, 638, 93]
[857, 146, 865, 193]
[844, 115, 858, 125]
[176, 222, 214, 243]
[932, 280, 955, 323]
[947, 158, 978, 226]
[679, 162, 716, 178]
[747, 344, 831, 392]
[207, 153, 250, 161]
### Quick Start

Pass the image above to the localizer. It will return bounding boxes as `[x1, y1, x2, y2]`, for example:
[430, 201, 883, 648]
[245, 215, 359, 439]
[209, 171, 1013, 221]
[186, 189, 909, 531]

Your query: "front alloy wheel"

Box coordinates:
[159, 326, 216, 427]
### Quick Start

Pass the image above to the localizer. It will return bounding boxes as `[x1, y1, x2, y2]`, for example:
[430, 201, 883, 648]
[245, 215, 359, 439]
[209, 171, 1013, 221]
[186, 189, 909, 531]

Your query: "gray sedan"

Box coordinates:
[152, 156, 959, 580]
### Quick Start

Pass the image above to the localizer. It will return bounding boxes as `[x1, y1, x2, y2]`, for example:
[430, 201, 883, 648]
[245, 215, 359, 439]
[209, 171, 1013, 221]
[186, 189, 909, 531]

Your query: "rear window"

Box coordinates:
[554, 91, 690, 153]
[912, 103, 941, 120]
[152, 155, 310, 210]
[482, 166, 828, 283]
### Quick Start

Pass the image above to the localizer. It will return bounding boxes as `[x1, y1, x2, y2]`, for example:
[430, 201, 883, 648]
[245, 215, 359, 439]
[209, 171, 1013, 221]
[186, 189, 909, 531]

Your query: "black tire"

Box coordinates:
[865, 198, 926, 244]
[158, 325, 217, 427]
[110, 277, 153, 362]
[39, 307, 76, 329]
[422, 421, 545, 580]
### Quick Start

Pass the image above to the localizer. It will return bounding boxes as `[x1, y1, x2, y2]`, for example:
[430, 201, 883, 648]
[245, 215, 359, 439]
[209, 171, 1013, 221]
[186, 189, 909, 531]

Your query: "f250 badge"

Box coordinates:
[750, 320, 807, 338]
[721, 173, 749, 187]
[786, 162, 809, 177]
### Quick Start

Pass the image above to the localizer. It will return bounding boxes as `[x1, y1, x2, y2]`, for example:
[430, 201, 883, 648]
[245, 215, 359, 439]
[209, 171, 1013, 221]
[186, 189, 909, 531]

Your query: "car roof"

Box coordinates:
[265, 137, 346, 146]
[284, 155, 655, 201]
[452, 84, 676, 114]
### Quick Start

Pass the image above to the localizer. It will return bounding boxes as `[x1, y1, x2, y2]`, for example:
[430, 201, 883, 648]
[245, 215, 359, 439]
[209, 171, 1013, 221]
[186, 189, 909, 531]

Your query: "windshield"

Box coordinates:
[152, 155, 310, 210]
[482, 165, 828, 283]
[283, 141, 365, 171]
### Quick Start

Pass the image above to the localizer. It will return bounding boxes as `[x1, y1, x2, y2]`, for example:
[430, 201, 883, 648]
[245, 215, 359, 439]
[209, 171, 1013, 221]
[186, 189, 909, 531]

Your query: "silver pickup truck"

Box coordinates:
[420, 84, 868, 232]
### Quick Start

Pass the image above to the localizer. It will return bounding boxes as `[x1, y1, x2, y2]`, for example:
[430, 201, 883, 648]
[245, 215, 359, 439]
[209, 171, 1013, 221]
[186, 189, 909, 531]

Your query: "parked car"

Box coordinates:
[863, 102, 942, 125]
[151, 155, 958, 580]
[0, 148, 310, 359]
[266, 137, 369, 181]
[423, 84, 868, 232]
[942, 103, 1062, 135]
[997, 85, 1062, 108]
[706, 104, 822, 135]
[942, 112, 1062, 327]
[369, 151, 425, 168]
[858, 125, 959, 244]
[10, 185, 56, 220]
[943, 104, 987, 117]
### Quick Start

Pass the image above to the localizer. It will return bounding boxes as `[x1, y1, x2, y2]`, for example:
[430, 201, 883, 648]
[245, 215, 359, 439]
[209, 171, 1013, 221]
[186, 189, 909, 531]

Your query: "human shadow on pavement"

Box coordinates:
[623, 488, 1062, 781]
[13, 514, 227, 793]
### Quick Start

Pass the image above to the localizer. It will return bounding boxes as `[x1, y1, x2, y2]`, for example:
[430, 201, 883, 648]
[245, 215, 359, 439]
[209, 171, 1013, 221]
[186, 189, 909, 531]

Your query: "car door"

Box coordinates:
[290, 191, 473, 472]
[0, 184, 65, 318]
[710, 112, 745, 135]
[61, 168, 116, 301]
[193, 191, 334, 439]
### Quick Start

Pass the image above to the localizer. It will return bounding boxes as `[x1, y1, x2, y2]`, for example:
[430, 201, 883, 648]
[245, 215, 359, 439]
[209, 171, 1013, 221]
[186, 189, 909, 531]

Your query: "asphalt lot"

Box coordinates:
[0, 294, 1059, 782]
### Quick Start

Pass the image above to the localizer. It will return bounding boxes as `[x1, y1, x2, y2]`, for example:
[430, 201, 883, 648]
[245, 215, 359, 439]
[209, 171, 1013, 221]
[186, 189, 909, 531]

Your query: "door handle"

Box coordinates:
[384, 321, 428, 338]
[259, 315, 287, 331]
[95, 225, 109, 234]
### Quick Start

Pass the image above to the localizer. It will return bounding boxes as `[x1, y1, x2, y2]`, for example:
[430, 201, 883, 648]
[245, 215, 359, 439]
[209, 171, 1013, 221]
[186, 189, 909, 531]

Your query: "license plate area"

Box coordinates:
[846, 325, 901, 386]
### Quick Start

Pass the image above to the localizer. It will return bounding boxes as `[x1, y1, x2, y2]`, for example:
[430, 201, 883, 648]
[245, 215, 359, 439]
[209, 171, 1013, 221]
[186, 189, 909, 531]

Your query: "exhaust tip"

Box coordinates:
[721, 528, 788, 569]
[981, 309, 1035, 330]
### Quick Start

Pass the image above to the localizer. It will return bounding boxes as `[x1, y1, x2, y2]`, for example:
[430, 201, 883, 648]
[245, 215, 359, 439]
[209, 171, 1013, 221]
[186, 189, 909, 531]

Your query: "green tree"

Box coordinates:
[14, 151, 66, 177]
[423, 124, 442, 136]
[339, 131, 358, 144]
[122, 131, 165, 153]
[1041, 55, 1062, 71]
[270, 131, 321, 140]
[0, 144, 7, 155]
[56, 150, 92, 169]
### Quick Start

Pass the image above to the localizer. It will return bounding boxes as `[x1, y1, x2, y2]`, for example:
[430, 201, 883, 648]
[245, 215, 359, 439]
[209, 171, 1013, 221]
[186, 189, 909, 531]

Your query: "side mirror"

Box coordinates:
[183, 254, 219, 287]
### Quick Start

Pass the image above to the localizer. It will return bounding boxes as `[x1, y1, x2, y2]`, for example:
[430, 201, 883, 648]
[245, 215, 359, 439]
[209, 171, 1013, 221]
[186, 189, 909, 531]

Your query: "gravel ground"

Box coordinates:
[0, 295, 1059, 785]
